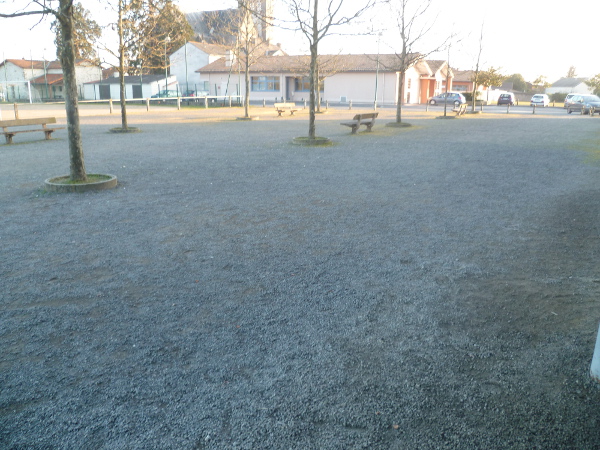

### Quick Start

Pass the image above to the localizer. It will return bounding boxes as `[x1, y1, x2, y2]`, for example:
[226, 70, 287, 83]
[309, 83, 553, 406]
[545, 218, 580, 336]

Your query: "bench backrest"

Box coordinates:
[0, 117, 57, 128]
[353, 112, 378, 121]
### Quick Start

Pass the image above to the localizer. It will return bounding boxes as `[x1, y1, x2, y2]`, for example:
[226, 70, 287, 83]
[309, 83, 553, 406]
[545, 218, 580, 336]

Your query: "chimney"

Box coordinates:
[225, 50, 235, 67]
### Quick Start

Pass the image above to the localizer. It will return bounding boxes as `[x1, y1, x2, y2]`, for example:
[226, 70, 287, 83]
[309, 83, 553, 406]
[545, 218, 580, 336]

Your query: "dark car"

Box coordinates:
[563, 93, 581, 109]
[428, 92, 466, 106]
[497, 93, 517, 106]
[151, 89, 180, 98]
[566, 94, 600, 115]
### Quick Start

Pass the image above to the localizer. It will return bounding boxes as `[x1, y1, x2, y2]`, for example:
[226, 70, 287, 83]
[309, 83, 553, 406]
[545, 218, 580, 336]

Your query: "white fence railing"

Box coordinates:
[77, 95, 242, 112]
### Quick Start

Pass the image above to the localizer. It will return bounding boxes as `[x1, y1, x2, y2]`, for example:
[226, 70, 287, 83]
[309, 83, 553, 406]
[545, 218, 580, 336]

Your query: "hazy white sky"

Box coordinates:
[1, 0, 598, 83]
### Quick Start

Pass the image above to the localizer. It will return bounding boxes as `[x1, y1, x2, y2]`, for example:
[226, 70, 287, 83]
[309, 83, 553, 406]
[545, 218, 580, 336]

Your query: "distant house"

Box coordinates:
[169, 42, 230, 94]
[546, 77, 591, 95]
[196, 53, 453, 104]
[82, 75, 177, 100]
[0, 58, 101, 101]
[170, 40, 286, 95]
[452, 69, 489, 95]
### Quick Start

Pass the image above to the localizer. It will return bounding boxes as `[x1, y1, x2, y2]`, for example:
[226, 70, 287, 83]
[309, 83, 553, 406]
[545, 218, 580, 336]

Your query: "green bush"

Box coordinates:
[550, 92, 567, 103]
[463, 91, 482, 102]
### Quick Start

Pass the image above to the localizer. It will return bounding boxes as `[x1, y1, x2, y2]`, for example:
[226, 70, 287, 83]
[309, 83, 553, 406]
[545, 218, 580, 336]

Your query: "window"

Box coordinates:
[407, 78, 412, 89]
[294, 77, 310, 91]
[251, 76, 280, 92]
[294, 77, 323, 92]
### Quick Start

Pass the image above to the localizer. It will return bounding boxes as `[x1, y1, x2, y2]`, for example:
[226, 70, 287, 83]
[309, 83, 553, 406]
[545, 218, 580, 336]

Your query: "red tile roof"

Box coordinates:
[189, 41, 230, 56]
[31, 74, 64, 85]
[197, 53, 428, 74]
[1, 58, 99, 70]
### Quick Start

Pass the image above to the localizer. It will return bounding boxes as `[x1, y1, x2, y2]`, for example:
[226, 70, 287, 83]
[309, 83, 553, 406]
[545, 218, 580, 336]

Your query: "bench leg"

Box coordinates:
[351, 125, 358, 134]
[5, 134, 14, 144]
[366, 124, 374, 132]
[44, 130, 54, 140]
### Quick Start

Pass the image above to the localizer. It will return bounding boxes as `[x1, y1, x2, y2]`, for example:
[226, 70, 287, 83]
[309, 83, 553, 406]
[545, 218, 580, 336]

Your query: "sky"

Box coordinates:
[1, 0, 598, 84]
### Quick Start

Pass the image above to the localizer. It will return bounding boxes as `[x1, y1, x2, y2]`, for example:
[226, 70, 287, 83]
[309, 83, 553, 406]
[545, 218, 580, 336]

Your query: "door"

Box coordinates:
[99, 84, 111, 100]
[132, 85, 143, 99]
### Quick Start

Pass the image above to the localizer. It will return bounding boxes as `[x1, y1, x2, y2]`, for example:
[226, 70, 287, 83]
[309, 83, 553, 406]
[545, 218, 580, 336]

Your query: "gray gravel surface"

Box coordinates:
[1, 107, 600, 449]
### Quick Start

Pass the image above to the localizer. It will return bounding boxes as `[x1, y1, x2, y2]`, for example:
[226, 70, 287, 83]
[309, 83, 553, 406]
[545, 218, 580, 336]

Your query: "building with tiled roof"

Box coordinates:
[0, 58, 102, 101]
[169, 40, 286, 94]
[451, 69, 490, 95]
[546, 77, 591, 95]
[193, 53, 454, 105]
[82, 74, 177, 100]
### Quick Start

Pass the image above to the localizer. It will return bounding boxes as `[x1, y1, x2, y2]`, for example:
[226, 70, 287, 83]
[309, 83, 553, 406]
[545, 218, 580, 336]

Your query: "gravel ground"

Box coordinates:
[1, 106, 600, 449]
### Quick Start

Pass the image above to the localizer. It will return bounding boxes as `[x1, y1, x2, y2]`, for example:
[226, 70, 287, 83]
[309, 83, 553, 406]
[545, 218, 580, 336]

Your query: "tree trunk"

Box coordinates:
[395, 70, 405, 123]
[58, 0, 86, 181]
[309, 44, 317, 139]
[244, 52, 250, 118]
[471, 73, 479, 113]
[308, 0, 319, 139]
[316, 63, 321, 113]
[118, 0, 128, 129]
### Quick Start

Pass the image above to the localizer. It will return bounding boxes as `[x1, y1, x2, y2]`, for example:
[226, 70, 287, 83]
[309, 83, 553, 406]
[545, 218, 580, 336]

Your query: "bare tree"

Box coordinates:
[1, 0, 87, 181]
[202, 0, 274, 118]
[470, 22, 484, 113]
[315, 54, 347, 112]
[284, 0, 374, 139]
[296, 54, 346, 112]
[236, 0, 274, 118]
[103, 0, 192, 130]
[382, 0, 449, 125]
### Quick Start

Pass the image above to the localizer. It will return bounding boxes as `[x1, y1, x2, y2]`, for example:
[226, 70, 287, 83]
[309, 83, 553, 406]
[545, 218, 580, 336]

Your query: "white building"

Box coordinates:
[0, 58, 102, 101]
[82, 75, 177, 100]
[196, 54, 453, 105]
[169, 42, 230, 94]
[546, 77, 591, 95]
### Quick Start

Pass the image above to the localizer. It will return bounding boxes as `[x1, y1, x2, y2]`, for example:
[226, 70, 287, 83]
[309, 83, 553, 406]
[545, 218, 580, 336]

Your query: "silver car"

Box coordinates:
[566, 94, 600, 115]
[428, 92, 466, 106]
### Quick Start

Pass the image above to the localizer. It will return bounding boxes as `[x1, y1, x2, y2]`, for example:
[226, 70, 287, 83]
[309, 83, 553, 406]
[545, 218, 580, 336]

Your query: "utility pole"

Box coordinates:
[164, 36, 170, 93]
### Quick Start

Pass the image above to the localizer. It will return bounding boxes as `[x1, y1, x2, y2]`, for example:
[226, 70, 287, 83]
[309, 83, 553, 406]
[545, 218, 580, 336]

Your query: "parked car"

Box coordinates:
[151, 89, 180, 98]
[183, 90, 209, 98]
[530, 94, 550, 107]
[566, 94, 600, 115]
[428, 92, 466, 106]
[497, 93, 517, 106]
[564, 93, 582, 109]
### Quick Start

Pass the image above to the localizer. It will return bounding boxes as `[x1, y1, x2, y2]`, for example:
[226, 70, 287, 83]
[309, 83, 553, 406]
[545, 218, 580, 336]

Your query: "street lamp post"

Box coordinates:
[43, 49, 49, 101]
[374, 32, 382, 110]
[184, 41, 189, 96]
[164, 36, 171, 94]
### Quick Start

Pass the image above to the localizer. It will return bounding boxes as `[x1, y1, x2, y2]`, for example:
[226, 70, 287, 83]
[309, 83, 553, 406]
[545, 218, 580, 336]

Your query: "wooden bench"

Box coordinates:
[452, 103, 468, 116]
[1, 117, 64, 144]
[274, 102, 298, 116]
[340, 112, 379, 134]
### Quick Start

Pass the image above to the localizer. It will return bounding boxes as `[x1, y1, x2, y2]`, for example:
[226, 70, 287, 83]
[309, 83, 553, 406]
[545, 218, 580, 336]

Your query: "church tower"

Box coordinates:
[238, 0, 273, 43]
[260, 0, 274, 43]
